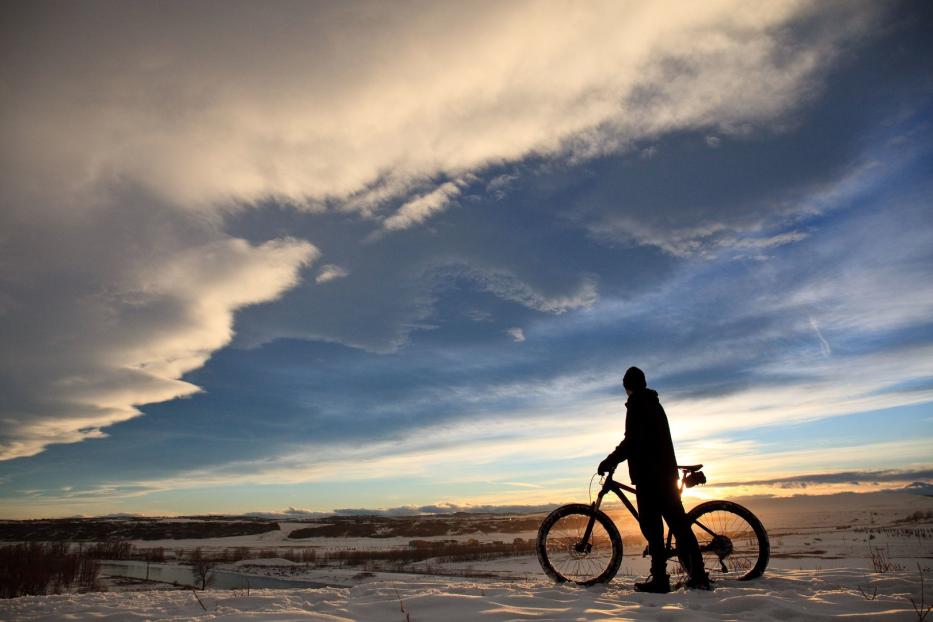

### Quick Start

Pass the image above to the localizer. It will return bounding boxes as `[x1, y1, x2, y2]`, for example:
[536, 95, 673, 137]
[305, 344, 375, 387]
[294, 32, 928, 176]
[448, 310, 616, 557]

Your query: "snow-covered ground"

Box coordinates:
[2, 491, 931, 620]
[2, 568, 930, 621]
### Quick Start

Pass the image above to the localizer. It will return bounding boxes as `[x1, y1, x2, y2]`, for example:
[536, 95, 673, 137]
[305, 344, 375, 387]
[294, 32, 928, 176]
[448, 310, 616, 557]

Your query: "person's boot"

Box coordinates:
[634, 572, 670, 593]
[684, 571, 713, 591]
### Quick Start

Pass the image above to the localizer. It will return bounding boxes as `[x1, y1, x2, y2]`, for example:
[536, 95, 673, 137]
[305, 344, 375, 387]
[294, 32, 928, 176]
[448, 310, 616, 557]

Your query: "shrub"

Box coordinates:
[0, 542, 100, 598]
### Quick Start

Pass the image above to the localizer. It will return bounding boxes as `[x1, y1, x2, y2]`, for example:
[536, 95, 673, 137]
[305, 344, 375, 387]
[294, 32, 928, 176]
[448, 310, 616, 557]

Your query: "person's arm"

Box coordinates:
[597, 437, 628, 475]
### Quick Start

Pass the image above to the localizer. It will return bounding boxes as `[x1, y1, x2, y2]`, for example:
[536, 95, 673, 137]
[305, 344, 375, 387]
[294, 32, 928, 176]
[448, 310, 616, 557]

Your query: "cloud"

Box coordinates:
[9, 397, 931, 513]
[2, 1, 877, 215]
[244, 507, 331, 520]
[235, 244, 606, 354]
[0, 197, 317, 460]
[383, 181, 464, 231]
[11, 143, 925, 497]
[809, 317, 832, 357]
[463, 270, 600, 315]
[713, 468, 933, 489]
[640, 146, 659, 160]
[13, 165, 926, 493]
[315, 264, 350, 284]
[464, 309, 494, 323]
[777, 201, 933, 336]
[577, 106, 900, 261]
[331, 502, 557, 516]
[506, 327, 526, 343]
[485, 174, 518, 200]
[0, 0, 891, 463]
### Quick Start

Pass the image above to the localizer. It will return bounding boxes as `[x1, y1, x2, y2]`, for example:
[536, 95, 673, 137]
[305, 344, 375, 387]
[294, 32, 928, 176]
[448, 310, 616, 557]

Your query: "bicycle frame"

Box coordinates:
[578, 468, 718, 560]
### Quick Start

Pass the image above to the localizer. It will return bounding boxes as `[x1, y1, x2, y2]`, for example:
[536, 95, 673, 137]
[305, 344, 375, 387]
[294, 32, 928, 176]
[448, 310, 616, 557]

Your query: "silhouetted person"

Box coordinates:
[598, 366, 710, 592]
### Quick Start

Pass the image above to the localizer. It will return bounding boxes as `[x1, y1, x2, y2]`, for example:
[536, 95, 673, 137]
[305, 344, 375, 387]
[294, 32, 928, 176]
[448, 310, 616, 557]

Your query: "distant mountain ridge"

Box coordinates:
[902, 481, 933, 497]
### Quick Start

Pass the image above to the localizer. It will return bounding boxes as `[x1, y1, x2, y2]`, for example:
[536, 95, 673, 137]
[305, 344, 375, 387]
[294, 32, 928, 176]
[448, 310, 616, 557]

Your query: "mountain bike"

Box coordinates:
[536, 464, 769, 586]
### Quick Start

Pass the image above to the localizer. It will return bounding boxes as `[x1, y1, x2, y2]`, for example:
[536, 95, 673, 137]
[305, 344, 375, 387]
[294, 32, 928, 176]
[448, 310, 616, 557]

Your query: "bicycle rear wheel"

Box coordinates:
[685, 500, 769, 580]
[536, 503, 623, 586]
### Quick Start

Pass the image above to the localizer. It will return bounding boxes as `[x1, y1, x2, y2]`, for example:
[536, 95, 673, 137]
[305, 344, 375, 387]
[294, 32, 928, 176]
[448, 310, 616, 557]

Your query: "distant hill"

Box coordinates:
[0, 518, 280, 541]
[902, 481, 933, 497]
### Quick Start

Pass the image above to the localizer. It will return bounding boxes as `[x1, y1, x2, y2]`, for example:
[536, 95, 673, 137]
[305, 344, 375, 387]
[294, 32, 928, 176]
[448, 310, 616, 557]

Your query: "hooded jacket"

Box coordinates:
[607, 388, 678, 487]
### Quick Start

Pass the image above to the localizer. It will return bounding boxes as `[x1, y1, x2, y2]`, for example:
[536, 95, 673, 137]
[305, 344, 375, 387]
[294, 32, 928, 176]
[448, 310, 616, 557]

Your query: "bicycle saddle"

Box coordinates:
[677, 464, 703, 472]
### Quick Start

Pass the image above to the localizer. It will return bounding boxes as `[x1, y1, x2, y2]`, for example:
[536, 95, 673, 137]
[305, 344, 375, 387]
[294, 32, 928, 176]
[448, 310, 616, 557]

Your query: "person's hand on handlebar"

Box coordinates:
[597, 456, 617, 476]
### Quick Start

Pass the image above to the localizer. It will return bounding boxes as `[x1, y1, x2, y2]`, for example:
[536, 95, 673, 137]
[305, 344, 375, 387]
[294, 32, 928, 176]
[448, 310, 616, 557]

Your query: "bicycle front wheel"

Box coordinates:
[536, 503, 623, 586]
[686, 500, 769, 580]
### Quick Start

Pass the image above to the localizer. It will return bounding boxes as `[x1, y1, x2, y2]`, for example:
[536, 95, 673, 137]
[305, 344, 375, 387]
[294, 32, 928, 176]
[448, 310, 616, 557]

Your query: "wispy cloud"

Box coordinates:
[7, 392, 929, 512]
[713, 468, 933, 489]
[315, 264, 350, 284]
[383, 181, 464, 231]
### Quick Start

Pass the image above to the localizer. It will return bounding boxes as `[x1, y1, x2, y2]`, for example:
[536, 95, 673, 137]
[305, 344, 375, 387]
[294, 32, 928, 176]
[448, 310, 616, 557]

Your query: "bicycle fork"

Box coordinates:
[576, 488, 607, 553]
[577, 479, 640, 552]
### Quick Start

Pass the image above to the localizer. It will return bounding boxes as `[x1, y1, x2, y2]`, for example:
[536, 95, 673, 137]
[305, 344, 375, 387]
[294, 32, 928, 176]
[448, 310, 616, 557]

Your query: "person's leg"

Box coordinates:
[635, 488, 668, 578]
[658, 483, 707, 584]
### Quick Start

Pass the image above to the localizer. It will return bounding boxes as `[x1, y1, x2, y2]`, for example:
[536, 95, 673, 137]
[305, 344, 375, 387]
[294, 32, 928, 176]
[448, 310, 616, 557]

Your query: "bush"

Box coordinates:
[190, 547, 215, 590]
[0, 542, 100, 598]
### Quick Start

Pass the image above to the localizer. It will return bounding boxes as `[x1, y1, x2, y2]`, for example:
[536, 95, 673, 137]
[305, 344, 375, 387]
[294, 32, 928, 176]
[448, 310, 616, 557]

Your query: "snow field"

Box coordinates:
[1, 568, 929, 621]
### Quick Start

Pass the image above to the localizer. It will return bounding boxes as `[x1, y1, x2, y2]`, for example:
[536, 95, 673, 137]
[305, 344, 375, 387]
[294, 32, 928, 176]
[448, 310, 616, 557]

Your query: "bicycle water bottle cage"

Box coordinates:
[683, 470, 707, 488]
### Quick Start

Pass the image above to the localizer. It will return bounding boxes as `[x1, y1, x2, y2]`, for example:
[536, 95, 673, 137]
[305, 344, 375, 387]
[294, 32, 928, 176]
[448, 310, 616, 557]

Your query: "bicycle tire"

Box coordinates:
[536, 503, 623, 585]
[685, 500, 769, 580]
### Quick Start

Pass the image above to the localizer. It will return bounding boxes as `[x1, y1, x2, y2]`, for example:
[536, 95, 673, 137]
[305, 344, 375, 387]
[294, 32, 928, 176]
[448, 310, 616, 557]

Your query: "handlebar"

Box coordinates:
[597, 465, 617, 478]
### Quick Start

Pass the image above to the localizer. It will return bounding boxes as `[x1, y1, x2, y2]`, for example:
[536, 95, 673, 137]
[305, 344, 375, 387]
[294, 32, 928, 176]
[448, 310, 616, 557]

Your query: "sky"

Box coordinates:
[1, 0, 932, 519]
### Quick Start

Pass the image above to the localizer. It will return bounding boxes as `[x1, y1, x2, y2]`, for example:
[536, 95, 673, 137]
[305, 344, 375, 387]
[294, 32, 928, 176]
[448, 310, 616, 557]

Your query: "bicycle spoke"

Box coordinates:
[545, 512, 614, 582]
[691, 508, 762, 580]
